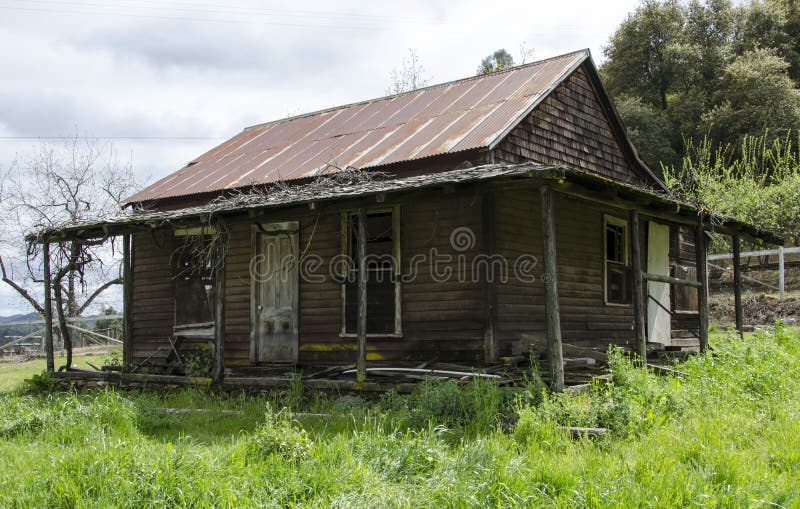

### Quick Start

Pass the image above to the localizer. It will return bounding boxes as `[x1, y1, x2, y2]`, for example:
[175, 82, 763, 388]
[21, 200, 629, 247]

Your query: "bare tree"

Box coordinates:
[0, 135, 139, 368]
[387, 48, 430, 94]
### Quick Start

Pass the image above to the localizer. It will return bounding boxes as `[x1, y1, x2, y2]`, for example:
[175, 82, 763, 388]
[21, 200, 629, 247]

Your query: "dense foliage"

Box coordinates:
[602, 0, 800, 170]
[665, 133, 800, 246]
[0, 326, 798, 507]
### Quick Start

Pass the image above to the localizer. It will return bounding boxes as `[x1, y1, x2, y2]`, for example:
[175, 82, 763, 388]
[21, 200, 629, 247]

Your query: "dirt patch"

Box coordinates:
[710, 293, 800, 326]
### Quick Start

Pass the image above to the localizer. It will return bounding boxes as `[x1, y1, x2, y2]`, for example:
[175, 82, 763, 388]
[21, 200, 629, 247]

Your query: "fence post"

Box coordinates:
[779, 246, 785, 302]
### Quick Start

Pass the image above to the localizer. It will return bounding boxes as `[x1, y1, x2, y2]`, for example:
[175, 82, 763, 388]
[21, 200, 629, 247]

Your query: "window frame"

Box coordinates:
[603, 214, 632, 307]
[339, 206, 402, 338]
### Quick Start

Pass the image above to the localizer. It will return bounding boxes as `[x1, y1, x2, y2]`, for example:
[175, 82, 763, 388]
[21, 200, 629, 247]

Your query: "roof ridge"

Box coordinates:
[243, 49, 590, 133]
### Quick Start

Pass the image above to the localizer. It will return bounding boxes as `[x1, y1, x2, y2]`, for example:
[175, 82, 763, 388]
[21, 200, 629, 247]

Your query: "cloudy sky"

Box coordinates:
[0, 0, 641, 315]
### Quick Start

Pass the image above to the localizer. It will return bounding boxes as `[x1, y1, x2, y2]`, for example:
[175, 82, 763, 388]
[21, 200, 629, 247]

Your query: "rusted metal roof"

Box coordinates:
[126, 50, 589, 203]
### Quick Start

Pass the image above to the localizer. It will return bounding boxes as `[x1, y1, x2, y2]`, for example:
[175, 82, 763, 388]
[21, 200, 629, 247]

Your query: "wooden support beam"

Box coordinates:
[356, 207, 367, 382]
[211, 227, 227, 383]
[732, 234, 743, 338]
[42, 242, 54, 373]
[540, 184, 564, 392]
[696, 226, 709, 352]
[482, 191, 498, 364]
[629, 211, 647, 360]
[642, 272, 703, 288]
[122, 233, 133, 372]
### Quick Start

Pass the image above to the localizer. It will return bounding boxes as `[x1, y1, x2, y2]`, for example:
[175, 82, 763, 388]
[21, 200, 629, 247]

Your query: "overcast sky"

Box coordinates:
[0, 0, 641, 315]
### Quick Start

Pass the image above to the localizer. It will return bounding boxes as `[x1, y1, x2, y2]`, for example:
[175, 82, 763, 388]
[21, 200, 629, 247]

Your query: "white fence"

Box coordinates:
[708, 246, 800, 301]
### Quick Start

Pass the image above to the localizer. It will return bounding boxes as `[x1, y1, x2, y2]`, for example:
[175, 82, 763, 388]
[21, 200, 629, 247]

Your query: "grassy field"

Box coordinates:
[0, 328, 798, 507]
[0, 351, 117, 392]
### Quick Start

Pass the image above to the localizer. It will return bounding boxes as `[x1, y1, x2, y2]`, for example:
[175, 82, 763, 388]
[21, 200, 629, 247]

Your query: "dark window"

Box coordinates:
[605, 217, 630, 305]
[171, 236, 214, 325]
[344, 210, 398, 334]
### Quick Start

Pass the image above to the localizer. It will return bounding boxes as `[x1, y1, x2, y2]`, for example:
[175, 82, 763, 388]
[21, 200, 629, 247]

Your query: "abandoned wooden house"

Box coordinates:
[31, 49, 777, 391]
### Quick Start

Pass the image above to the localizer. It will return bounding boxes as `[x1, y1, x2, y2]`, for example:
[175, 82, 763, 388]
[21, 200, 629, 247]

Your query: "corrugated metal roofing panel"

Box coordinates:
[126, 50, 589, 203]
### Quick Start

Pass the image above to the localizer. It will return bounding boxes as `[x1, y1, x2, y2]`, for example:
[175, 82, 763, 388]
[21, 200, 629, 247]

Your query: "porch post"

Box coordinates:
[629, 211, 647, 359]
[695, 226, 709, 352]
[356, 207, 367, 382]
[732, 234, 743, 338]
[540, 184, 564, 392]
[122, 233, 133, 371]
[43, 241, 54, 372]
[212, 227, 227, 383]
[482, 191, 498, 364]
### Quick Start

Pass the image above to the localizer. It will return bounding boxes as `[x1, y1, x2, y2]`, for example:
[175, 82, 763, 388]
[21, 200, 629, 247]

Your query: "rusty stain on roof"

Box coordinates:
[126, 50, 589, 203]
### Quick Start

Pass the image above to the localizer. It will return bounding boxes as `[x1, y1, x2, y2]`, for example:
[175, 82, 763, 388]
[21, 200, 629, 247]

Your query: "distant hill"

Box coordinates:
[0, 312, 42, 346]
[0, 312, 39, 323]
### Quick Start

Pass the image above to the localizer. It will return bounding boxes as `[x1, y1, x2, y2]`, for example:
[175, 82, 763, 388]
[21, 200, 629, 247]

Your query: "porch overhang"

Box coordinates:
[26, 162, 781, 246]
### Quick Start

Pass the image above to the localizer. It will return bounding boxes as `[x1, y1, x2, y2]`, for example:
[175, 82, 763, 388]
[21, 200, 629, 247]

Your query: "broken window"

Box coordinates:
[171, 230, 215, 326]
[342, 208, 400, 335]
[604, 215, 630, 305]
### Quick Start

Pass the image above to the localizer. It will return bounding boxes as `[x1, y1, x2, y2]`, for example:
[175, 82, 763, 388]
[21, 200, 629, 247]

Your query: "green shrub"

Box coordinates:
[248, 406, 313, 462]
[183, 351, 212, 377]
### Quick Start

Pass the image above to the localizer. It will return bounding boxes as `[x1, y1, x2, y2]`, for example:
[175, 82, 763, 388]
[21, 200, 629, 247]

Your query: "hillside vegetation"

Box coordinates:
[0, 326, 798, 507]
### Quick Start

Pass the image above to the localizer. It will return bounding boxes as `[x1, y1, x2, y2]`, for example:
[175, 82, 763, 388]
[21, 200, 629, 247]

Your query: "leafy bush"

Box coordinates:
[183, 351, 212, 377]
[248, 406, 313, 462]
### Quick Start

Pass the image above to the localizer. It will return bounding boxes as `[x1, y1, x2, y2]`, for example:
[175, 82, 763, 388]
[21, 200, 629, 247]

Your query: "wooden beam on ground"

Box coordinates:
[629, 211, 647, 360]
[212, 227, 227, 384]
[122, 233, 133, 371]
[732, 234, 743, 338]
[540, 184, 564, 392]
[356, 207, 367, 382]
[696, 226, 709, 352]
[43, 242, 54, 372]
[482, 191, 498, 364]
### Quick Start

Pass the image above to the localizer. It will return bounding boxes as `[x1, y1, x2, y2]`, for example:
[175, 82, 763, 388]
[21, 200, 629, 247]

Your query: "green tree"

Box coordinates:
[602, 0, 685, 111]
[477, 49, 515, 74]
[701, 49, 800, 145]
[615, 95, 680, 170]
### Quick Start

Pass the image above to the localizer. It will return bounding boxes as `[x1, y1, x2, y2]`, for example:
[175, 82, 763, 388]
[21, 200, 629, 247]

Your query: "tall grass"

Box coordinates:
[0, 326, 798, 507]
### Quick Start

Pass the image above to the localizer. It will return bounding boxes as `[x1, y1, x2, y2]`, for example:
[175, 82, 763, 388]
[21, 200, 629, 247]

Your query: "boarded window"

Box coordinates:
[604, 216, 630, 305]
[343, 209, 400, 335]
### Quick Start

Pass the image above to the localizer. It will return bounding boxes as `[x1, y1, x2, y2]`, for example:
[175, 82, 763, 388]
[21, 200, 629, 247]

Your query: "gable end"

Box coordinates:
[490, 63, 663, 189]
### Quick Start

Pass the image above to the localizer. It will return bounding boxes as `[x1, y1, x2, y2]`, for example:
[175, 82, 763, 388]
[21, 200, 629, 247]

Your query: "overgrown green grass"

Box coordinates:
[1, 327, 798, 507]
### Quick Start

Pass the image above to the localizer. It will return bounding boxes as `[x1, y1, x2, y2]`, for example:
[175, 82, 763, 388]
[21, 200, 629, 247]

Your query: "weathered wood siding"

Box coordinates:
[131, 231, 176, 362]
[494, 187, 544, 356]
[399, 192, 485, 363]
[494, 188, 638, 353]
[222, 221, 253, 365]
[491, 65, 652, 188]
[669, 225, 700, 341]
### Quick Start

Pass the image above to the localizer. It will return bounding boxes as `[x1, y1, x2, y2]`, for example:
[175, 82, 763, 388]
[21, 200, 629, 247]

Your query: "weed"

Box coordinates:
[183, 351, 212, 377]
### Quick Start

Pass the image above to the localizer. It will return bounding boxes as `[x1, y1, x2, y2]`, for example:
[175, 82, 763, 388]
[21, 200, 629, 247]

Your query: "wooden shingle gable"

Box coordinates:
[489, 61, 666, 191]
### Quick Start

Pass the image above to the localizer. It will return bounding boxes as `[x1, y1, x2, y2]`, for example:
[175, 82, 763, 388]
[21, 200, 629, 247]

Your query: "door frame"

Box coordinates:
[250, 221, 300, 363]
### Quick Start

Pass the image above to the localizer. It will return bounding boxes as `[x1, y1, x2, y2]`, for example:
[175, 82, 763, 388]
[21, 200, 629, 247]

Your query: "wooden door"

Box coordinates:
[252, 222, 299, 363]
[647, 221, 672, 345]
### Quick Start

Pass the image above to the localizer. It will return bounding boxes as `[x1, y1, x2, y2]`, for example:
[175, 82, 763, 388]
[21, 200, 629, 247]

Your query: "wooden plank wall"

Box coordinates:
[669, 225, 701, 340]
[223, 222, 253, 365]
[494, 188, 544, 356]
[399, 192, 485, 363]
[494, 188, 638, 354]
[131, 231, 176, 362]
[491, 65, 651, 188]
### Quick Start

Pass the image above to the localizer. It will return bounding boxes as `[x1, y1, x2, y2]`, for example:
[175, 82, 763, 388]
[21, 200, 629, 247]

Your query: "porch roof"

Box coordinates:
[27, 162, 781, 245]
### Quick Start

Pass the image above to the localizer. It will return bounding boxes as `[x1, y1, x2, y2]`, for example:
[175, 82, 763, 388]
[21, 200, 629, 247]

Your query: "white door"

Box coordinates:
[252, 222, 299, 363]
[647, 222, 672, 345]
